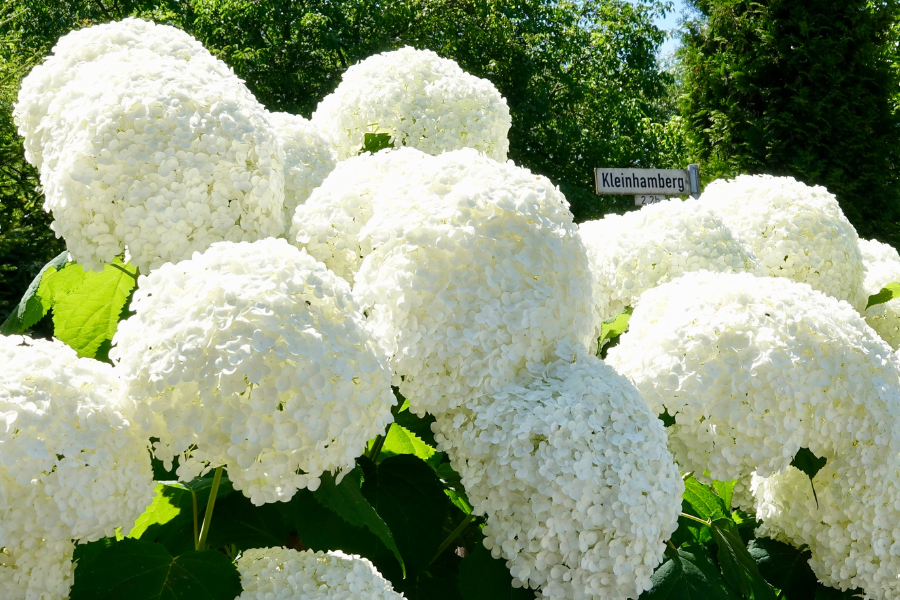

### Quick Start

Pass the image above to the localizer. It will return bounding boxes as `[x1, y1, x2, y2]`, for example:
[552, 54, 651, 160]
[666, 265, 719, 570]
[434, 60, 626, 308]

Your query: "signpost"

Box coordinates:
[594, 165, 701, 204]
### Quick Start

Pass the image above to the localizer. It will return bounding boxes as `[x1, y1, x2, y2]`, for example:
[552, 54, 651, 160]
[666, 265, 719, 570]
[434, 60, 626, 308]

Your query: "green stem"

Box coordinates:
[110, 261, 139, 281]
[367, 423, 392, 462]
[192, 489, 199, 550]
[196, 467, 223, 551]
[679, 512, 711, 527]
[429, 514, 476, 566]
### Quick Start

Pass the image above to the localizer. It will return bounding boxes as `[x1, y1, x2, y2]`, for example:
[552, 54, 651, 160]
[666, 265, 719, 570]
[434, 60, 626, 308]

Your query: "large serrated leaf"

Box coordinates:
[683, 478, 729, 522]
[51, 259, 136, 358]
[205, 492, 289, 550]
[748, 538, 816, 600]
[394, 403, 437, 447]
[38, 260, 88, 304]
[361, 454, 449, 579]
[712, 479, 737, 512]
[866, 282, 900, 309]
[641, 544, 738, 599]
[129, 483, 183, 540]
[711, 518, 778, 600]
[380, 423, 437, 464]
[70, 538, 240, 600]
[436, 461, 473, 514]
[312, 468, 405, 575]
[131, 473, 234, 555]
[0, 250, 68, 334]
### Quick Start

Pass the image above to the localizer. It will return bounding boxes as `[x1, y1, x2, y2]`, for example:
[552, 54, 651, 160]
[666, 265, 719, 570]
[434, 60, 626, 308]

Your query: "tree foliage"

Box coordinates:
[679, 0, 900, 249]
[0, 0, 685, 319]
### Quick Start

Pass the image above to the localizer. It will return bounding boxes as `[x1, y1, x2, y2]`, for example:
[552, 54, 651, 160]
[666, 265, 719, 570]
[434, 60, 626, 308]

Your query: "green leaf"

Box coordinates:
[361, 454, 450, 578]
[669, 478, 729, 547]
[380, 423, 436, 464]
[38, 260, 88, 304]
[748, 538, 816, 600]
[598, 307, 633, 357]
[129, 484, 184, 540]
[51, 259, 137, 358]
[205, 492, 290, 550]
[866, 282, 900, 309]
[0, 250, 67, 334]
[712, 479, 737, 512]
[641, 544, 737, 599]
[312, 468, 405, 576]
[436, 461, 473, 515]
[280, 487, 404, 585]
[445, 488, 473, 515]
[790, 448, 827, 507]
[683, 477, 728, 522]
[361, 131, 394, 154]
[70, 538, 240, 600]
[132, 473, 234, 555]
[710, 518, 778, 600]
[394, 403, 437, 447]
[457, 543, 534, 600]
[659, 408, 676, 428]
[791, 448, 827, 480]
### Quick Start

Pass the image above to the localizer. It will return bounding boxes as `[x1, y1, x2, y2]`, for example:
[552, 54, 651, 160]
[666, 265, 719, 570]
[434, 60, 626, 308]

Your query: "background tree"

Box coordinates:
[0, 0, 684, 320]
[679, 0, 900, 249]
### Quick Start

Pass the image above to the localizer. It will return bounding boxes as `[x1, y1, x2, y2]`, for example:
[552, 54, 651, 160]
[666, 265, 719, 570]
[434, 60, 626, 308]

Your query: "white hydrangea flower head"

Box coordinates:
[433, 350, 683, 600]
[606, 271, 900, 502]
[291, 147, 434, 285]
[111, 238, 395, 505]
[346, 149, 596, 416]
[578, 198, 761, 324]
[266, 111, 337, 230]
[0, 335, 155, 599]
[699, 174, 866, 311]
[311, 46, 511, 161]
[859, 239, 900, 349]
[15, 18, 236, 172]
[752, 445, 900, 600]
[236, 547, 405, 600]
[0, 537, 75, 600]
[15, 23, 285, 273]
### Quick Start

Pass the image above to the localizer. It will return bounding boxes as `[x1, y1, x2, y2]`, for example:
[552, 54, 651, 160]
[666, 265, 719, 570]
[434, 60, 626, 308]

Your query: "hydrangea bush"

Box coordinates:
[3, 16, 900, 600]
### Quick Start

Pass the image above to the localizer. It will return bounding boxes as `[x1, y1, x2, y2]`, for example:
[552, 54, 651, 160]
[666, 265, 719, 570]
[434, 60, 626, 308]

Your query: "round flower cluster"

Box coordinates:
[752, 450, 900, 600]
[15, 18, 285, 273]
[0, 335, 155, 600]
[311, 47, 511, 161]
[111, 238, 395, 505]
[14, 17, 235, 172]
[606, 271, 900, 505]
[266, 111, 337, 230]
[699, 175, 867, 311]
[338, 148, 595, 416]
[433, 350, 683, 600]
[236, 548, 405, 600]
[578, 198, 761, 324]
[292, 148, 434, 285]
[859, 238, 900, 349]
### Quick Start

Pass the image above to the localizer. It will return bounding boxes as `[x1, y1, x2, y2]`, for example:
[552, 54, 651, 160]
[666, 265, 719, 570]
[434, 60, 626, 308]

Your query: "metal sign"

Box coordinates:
[635, 194, 666, 206]
[595, 165, 701, 199]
